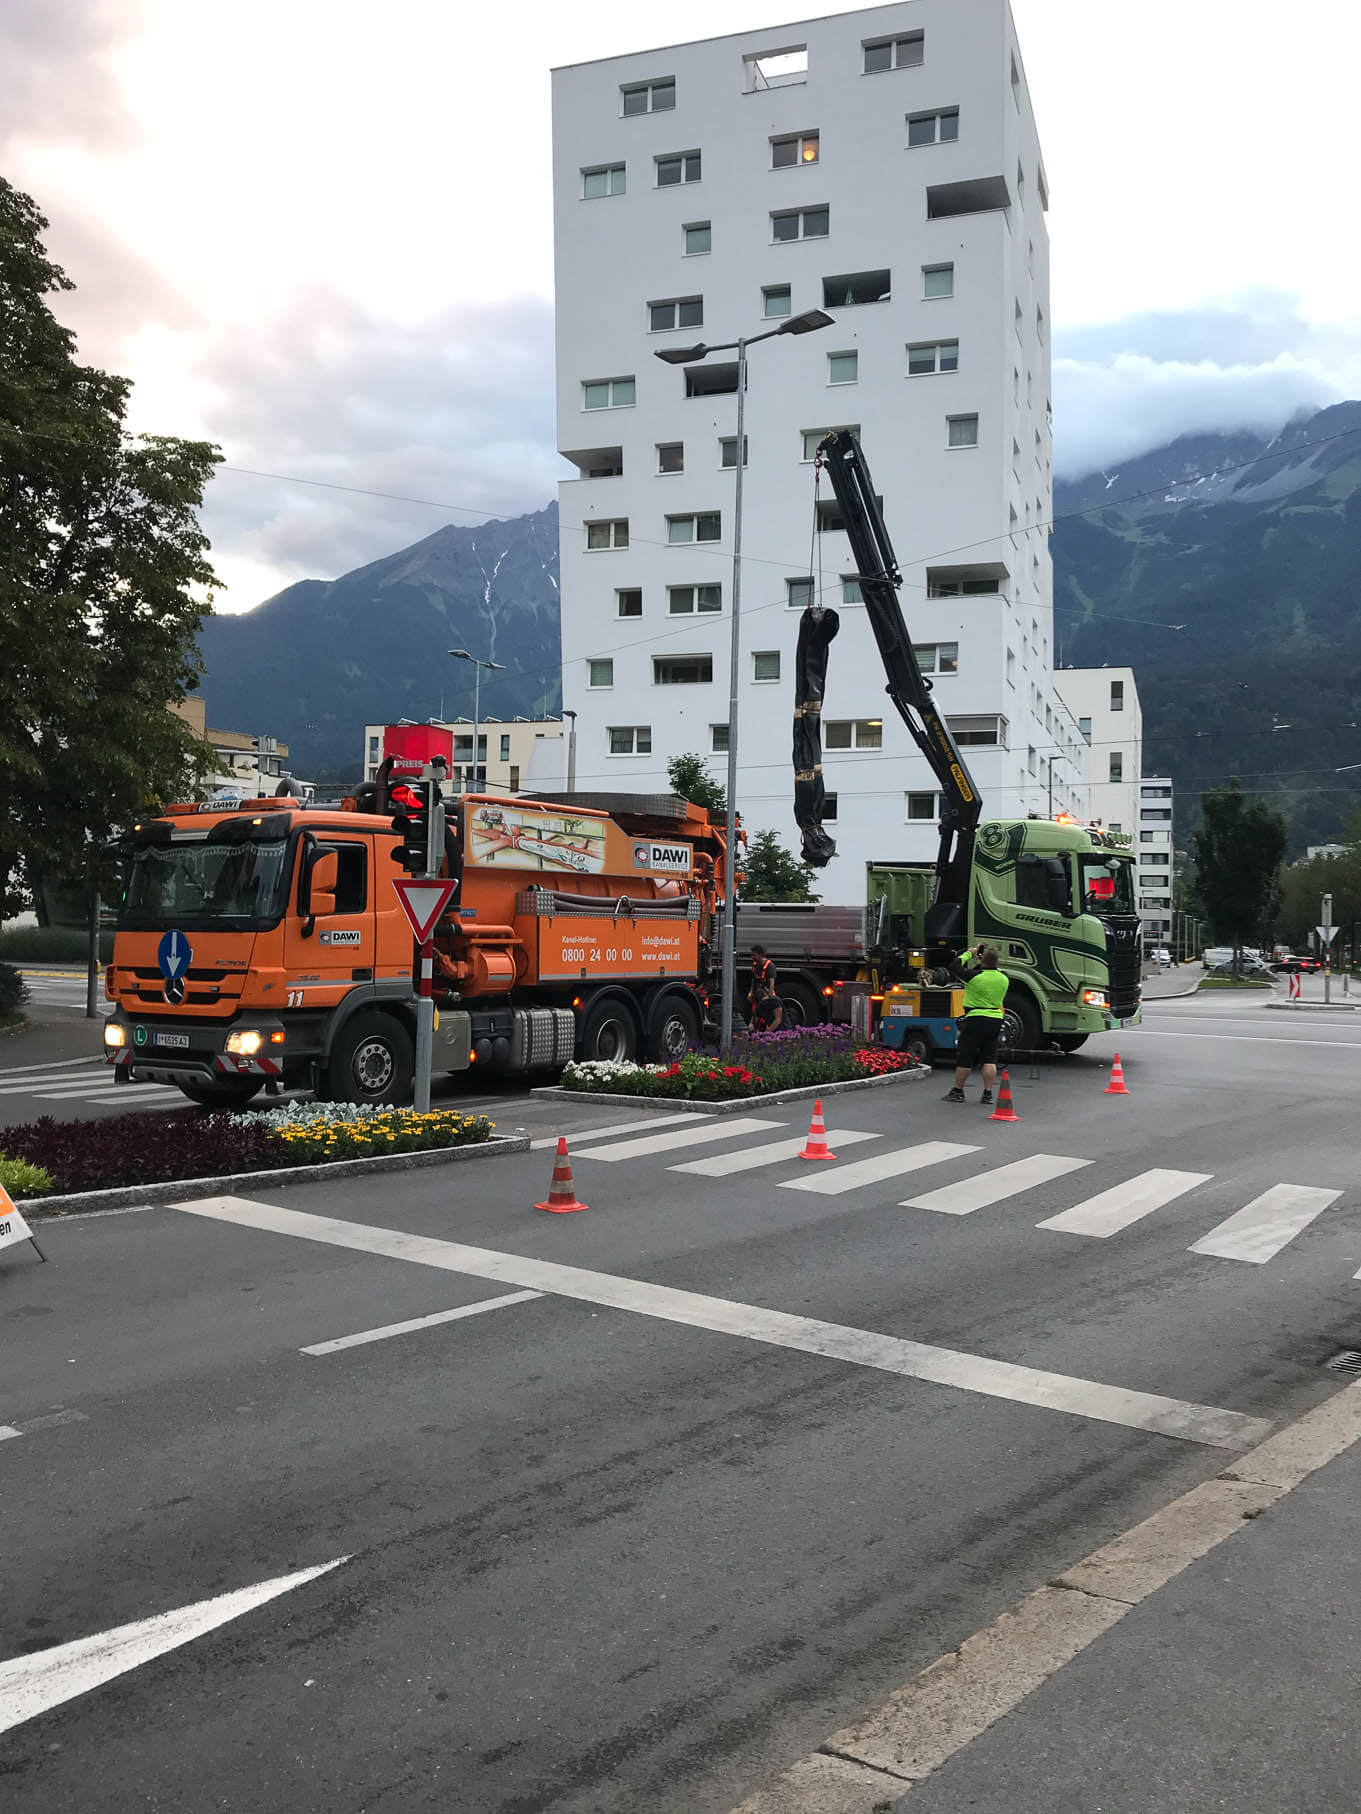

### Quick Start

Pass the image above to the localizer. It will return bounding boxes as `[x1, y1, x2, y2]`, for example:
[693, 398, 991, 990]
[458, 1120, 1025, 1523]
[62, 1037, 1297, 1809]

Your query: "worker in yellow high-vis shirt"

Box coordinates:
[944, 944, 1009, 1105]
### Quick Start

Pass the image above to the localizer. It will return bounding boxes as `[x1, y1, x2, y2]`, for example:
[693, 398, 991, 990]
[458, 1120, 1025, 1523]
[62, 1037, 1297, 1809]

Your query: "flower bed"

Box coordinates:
[0, 1100, 494, 1197]
[562, 1030, 919, 1101]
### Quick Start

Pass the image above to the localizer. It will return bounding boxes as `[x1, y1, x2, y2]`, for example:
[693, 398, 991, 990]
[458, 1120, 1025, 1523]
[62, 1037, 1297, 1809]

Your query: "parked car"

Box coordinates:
[1151, 947, 1173, 968]
[1203, 948, 1234, 969]
[1211, 954, 1275, 978]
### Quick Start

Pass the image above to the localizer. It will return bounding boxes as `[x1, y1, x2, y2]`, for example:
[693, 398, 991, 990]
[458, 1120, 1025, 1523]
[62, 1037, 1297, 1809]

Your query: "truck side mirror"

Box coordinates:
[308, 849, 338, 918]
[1044, 857, 1072, 917]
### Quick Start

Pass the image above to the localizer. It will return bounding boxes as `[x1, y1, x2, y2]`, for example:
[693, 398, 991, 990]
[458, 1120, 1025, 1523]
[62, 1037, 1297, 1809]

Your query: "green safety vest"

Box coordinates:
[961, 954, 1009, 1018]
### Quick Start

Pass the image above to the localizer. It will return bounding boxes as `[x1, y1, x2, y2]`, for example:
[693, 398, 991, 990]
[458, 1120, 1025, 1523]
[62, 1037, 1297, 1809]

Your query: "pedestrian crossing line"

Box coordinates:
[0, 1069, 112, 1094]
[574, 1116, 785, 1163]
[671, 1128, 881, 1177]
[903, 1153, 1093, 1217]
[779, 1142, 979, 1197]
[1189, 1185, 1344, 1265]
[31, 1080, 181, 1100]
[0, 1056, 104, 1081]
[530, 1113, 714, 1151]
[1037, 1169, 1212, 1239]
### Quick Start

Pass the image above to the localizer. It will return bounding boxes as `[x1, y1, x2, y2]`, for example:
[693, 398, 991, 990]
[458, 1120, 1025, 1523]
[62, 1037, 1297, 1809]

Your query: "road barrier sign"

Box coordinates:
[0, 1183, 46, 1264]
[392, 878, 457, 946]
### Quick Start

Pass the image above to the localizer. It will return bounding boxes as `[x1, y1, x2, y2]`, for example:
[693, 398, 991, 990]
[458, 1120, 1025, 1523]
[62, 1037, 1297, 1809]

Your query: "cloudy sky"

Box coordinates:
[6, 0, 1359, 613]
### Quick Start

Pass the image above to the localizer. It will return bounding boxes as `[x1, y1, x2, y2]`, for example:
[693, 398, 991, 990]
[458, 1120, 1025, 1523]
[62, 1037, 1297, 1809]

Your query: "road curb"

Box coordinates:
[1263, 999, 1361, 1014]
[531, 1065, 930, 1115]
[18, 1133, 530, 1220]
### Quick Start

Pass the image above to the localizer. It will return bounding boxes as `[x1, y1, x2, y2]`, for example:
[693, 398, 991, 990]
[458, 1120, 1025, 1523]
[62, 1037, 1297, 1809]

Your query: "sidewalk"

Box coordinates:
[1265, 971, 1361, 1013]
[1140, 962, 1204, 1000]
[894, 1417, 1361, 1813]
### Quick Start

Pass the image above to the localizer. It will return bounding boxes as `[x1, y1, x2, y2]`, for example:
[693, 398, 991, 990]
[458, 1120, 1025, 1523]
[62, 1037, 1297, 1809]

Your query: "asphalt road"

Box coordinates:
[4, 994, 1361, 1811]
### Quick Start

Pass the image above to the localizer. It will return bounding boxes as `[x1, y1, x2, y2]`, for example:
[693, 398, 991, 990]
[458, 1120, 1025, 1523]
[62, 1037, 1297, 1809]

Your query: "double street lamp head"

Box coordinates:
[652, 308, 834, 365]
[447, 648, 505, 671]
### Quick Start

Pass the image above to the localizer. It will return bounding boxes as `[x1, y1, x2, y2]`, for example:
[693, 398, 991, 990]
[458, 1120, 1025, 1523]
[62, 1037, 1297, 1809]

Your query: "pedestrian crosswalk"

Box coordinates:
[0, 1055, 187, 1114]
[563, 1113, 1356, 1278]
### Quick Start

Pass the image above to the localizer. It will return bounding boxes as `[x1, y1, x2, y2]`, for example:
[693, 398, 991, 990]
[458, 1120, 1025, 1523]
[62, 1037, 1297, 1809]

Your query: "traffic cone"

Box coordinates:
[988, 1069, 1020, 1122]
[535, 1136, 589, 1213]
[1104, 1053, 1130, 1097]
[798, 1098, 837, 1161]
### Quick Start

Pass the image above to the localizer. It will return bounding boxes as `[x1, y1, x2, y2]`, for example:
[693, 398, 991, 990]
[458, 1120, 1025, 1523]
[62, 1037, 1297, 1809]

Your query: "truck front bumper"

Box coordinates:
[103, 1010, 288, 1087]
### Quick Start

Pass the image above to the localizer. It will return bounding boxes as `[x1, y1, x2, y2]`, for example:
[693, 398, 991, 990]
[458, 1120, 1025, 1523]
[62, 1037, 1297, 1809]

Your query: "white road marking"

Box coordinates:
[301, 1289, 543, 1354]
[0, 1057, 103, 1079]
[0, 1072, 115, 1095]
[1038, 1169, 1212, 1238]
[779, 1142, 979, 1196]
[0, 1427, 21, 1443]
[530, 1113, 714, 1150]
[172, 1196, 1267, 1448]
[0, 1557, 348, 1738]
[1189, 1185, 1344, 1264]
[1138, 1030, 1361, 1050]
[671, 1128, 881, 1176]
[904, 1154, 1092, 1216]
[32, 1082, 182, 1101]
[575, 1116, 784, 1161]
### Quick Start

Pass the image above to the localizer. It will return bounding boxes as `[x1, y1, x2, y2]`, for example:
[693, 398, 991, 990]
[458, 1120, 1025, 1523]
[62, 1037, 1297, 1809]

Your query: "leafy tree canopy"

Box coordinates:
[666, 752, 726, 817]
[740, 828, 820, 903]
[1191, 779, 1288, 958]
[1, 177, 222, 915]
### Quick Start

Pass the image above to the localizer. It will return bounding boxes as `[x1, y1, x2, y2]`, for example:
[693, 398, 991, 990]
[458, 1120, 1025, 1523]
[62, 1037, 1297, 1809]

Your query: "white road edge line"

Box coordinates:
[172, 1196, 1269, 1450]
[0, 1427, 21, 1443]
[729, 1379, 1361, 1813]
[301, 1289, 543, 1354]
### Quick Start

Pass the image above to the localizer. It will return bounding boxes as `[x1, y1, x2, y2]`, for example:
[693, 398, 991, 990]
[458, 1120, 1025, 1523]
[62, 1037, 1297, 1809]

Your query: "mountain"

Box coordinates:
[197, 506, 562, 774]
[1053, 402, 1361, 850]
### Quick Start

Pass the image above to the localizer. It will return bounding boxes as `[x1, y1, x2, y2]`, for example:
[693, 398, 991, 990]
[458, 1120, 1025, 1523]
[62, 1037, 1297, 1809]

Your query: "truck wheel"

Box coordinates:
[904, 1031, 936, 1065]
[779, 980, 823, 1028]
[1052, 1033, 1089, 1053]
[999, 992, 1041, 1058]
[323, 1011, 414, 1105]
[175, 1077, 264, 1110]
[645, 990, 701, 1061]
[577, 994, 639, 1064]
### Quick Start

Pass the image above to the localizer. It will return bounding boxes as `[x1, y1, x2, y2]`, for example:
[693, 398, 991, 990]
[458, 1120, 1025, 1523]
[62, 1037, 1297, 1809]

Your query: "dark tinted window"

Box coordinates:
[318, 841, 367, 913]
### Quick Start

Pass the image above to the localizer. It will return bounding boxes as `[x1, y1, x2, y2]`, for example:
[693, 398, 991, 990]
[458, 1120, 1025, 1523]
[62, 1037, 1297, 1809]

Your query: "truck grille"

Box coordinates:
[1104, 918, 1143, 1016]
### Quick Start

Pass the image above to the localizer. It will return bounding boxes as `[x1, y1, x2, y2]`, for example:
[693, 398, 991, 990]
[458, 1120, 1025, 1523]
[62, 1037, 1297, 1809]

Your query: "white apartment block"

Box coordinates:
[551, 0, 1080, 901]
[362, 718, 564, 794]
[1137, 775, 1175, 943]
[1053, 667, 1143, 837]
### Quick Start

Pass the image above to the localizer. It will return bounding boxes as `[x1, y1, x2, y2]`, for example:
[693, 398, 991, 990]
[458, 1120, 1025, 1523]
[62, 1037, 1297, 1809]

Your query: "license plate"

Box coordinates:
[154, 1032, 190, 1049]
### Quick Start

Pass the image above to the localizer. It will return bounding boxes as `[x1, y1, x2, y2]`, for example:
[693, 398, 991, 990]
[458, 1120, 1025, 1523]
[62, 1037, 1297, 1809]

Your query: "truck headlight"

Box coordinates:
[104, 1023, 126, 1047]
[225, 1029, 264, 1056]
[1082, 988, 1107, 1007]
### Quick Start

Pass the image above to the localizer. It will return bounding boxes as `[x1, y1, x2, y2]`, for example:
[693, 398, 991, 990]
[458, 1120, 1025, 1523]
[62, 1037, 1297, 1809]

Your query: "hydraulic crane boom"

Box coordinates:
[799, 429, 982, 935]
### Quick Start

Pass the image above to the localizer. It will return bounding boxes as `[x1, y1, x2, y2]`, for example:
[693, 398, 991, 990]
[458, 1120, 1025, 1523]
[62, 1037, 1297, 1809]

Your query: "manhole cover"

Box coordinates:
[1324, 1350, 1361, 1374]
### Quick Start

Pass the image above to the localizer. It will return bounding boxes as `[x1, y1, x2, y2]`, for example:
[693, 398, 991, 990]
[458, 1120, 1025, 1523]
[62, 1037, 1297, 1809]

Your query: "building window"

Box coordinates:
[656, 150, 701, 187]
[588, 659, 614, 688]
[1011, 53, 1021, 102]
[908, 339, 959, 375]
[1110, 679, 1125, 711]
[762, 284, 792, 318]
[817, 493, 880, 534]
[801, 424, 860, 460]
[367, 735, 380, 757]
[926, 569, 999, 596]
[586, 518, 628, 550]
[1140, 831, 1155, 843]
[744, 46, 808, 91]
[1078, 716, 1091, 740]
[509, 765, 520, 793]
[685, 360, 739, 396]
[772, 131, 819, 166]
[582, 164, 625, 199]
[719, 435, 748, 467]
[772, 205, 829, 241]
[825, 719, 883, 750]
[616, 588, 642, 618]
[1027, 745, 1038, 775]
[786, 576, 814, 608]
[913, 642, 958, 673]
[622, 79, 674, 115]
[823, 792, 838, 821]
[650, 297, 703, 333]
[948, 714, 1007, 747]
[583, 377, 635, 410]
[753, 649, 781, 682]
[711, 723, 730, 753]
[842, 575, 864, 604]
[906, 791, 937, 821]
[1109, 751, 1124, 782]
[1036, 303, 1045, 343]
[666, 511, 720, 544]
[947, 413, 979, 448]
[864, 31, 924, 72]
[575, 448, 623, 478]
[657, 442, 684, 474]
[907, 108, 959, 147]
[683, 220, 711, 255]
[923, 262, 954, 299]
[653, 655, 713, 685]
[500, 734, 511, 761]
[609, 725, 652, 754]
[822, 269, 891, 308]
[1141, 808, 1172, 822]
[1143, 852, 1171, 866]
[1141, 785, 1172, 799]
[828, 350, 858, 385]
[668, 583, 721, 614]
[1006, 648, 1016, 683]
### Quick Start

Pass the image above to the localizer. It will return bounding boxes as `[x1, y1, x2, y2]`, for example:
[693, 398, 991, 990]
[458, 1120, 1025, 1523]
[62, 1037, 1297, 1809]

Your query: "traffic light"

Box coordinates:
[391, 776, 446, 876]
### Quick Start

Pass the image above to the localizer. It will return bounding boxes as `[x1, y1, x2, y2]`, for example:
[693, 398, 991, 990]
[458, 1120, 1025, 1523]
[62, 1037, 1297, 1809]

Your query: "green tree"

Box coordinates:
[0, 178, 221, 915]
[1192, 780, 1289, 967]
[666, 751, 726, 817]
[740, 828, 820, 903]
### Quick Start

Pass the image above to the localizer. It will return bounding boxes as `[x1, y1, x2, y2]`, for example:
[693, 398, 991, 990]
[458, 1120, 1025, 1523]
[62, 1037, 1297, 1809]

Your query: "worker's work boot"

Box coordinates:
[943, 1087, 966, 1103]
[979, 1089, 994, 1106]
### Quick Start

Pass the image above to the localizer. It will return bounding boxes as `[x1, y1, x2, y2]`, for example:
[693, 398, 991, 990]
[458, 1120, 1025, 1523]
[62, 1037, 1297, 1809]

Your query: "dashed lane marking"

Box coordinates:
[301, 1289, 544, 1355]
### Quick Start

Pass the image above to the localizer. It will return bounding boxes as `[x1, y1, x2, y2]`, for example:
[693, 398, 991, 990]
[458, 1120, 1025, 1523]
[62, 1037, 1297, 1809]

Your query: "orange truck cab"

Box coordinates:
[103, 789, 728, 1108]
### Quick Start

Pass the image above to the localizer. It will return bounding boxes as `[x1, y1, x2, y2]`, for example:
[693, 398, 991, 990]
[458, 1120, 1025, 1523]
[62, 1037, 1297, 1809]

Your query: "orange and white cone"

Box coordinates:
[988, 1069, 1020, 1122]
[798, 1099, 837, 1161]
[1104, 1053, 1130, 1097]
[535, 1136, 590, 1213]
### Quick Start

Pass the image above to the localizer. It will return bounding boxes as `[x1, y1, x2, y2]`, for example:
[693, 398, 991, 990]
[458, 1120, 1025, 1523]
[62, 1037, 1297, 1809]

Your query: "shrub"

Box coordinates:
[0, 1113, 280, 1196]
[0, 961, 28, 1016]
[561, 1043, 919, 1099]
[0, 1156, 53, 1198]
[266, 1106, 493, 1166]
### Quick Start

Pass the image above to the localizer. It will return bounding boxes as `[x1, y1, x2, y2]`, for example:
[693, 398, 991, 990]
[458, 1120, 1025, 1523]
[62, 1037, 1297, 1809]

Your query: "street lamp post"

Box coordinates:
[654, 307, 833, 1056]
[448, 648, 506, 791]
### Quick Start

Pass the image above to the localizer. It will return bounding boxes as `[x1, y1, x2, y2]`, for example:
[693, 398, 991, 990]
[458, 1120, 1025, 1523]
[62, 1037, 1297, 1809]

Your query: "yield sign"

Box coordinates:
[392, 877, 457, 944]
[1316, 924, 1339, 944]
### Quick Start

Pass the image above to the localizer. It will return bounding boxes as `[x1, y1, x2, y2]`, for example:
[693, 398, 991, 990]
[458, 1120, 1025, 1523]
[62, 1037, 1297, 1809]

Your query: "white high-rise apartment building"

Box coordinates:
[1053, 667, 1143, 838]
[551, 1, 1082, 899]
[1137, 776, 1175, 944]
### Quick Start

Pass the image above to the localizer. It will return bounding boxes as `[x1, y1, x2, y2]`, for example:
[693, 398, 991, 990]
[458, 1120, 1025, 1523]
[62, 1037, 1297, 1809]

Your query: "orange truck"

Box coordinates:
[102, 789, 729, 1108]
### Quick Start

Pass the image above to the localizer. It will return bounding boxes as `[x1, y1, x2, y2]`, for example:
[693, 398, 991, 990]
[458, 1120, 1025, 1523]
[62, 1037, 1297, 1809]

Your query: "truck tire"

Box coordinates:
[175, 1076, 265, 1110]
[999, 990, 1041, 1058]
[779, 979, 823, 1028]
[1052, 1033, 1089, 1053]
[644, 989, 701, 1062]
[577, 993, 640, 1064]
[323, 1011, 414, 1105]
[903, 1030, 936, 1065]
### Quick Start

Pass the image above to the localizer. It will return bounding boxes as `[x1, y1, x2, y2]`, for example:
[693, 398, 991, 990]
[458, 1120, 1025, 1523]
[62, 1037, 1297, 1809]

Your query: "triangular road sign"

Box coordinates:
[392, 877, 457, 944]
[0, 1182, 44, 1264]
[1316, 924, 1339, 944]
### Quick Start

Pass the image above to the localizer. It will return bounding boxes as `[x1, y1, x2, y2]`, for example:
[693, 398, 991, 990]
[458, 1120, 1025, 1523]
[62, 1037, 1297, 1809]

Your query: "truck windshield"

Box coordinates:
[120, 839, 291, 929]
[1079, 854, 1136, 915]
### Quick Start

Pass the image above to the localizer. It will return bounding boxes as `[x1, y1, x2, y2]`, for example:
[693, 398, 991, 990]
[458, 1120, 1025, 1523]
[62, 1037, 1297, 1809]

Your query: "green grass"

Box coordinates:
[1198, 976, 1273, 989]
[0, 927, 114, 962]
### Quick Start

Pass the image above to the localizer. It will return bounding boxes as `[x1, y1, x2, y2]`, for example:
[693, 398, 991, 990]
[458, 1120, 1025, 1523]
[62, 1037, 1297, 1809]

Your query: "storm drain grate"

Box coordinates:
[1324, 1350, 1361, 1374]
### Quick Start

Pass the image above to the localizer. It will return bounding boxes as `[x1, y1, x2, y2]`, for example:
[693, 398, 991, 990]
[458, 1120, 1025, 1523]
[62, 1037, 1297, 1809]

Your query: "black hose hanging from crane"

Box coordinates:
[793, 605, 840, 867]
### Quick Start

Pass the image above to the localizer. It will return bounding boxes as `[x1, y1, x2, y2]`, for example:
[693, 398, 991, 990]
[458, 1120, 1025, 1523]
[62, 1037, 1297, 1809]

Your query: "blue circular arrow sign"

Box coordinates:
[156, 928, 193, 983]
